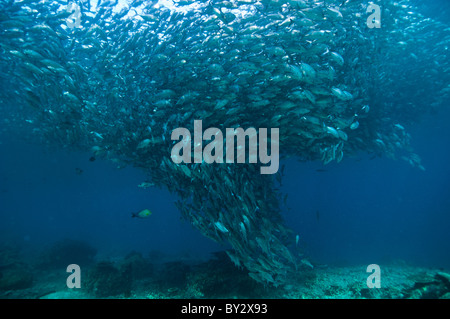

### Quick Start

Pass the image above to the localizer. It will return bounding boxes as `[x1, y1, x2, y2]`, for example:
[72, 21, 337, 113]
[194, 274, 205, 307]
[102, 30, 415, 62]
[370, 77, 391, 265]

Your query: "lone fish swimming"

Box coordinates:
[131, 209, 152, 219]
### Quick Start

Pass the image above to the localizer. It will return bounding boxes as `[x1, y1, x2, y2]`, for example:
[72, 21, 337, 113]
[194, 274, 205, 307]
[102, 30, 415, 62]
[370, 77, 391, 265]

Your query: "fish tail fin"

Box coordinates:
[131, 212, 137, 218]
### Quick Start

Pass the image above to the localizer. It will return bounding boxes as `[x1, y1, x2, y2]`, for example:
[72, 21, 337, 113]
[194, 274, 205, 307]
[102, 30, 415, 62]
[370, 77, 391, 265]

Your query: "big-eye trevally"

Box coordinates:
[0, 0, 448, 287]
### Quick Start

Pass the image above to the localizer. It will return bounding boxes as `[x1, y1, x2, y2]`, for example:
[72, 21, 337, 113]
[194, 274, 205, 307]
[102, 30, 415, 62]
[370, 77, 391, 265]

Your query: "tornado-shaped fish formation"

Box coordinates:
[0, 0, 449, 286]
[167, 163, 295, 286]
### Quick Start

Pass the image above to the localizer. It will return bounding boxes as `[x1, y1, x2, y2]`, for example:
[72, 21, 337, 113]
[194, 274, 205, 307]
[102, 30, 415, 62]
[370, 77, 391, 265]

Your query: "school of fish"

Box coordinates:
[1, 0, 449, 287]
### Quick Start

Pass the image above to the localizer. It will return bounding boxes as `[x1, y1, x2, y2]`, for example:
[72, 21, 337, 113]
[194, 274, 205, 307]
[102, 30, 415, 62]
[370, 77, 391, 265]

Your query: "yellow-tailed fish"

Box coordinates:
[131, 209, 152, 219]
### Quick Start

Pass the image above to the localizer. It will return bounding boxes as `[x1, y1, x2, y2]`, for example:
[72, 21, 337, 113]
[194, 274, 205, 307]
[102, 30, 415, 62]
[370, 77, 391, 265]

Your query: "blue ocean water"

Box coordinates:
[1, 96, 449, 270]
[283, 106, 450, 268]
[2, 101, 449, 267]
[0, 0, 449, 298]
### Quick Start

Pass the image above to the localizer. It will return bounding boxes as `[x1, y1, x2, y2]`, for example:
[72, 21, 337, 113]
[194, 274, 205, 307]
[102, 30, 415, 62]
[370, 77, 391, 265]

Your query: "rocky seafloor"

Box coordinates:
[1, 240, 449, 299]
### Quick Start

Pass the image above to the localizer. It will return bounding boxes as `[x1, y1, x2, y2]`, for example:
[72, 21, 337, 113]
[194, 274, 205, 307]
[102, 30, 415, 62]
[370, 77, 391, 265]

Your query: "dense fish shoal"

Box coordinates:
[0, 0, 449, 286]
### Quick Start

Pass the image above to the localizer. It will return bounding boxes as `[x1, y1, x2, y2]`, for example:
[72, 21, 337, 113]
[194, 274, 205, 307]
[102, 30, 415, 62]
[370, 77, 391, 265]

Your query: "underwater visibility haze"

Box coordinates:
[0, 0, 450, 299]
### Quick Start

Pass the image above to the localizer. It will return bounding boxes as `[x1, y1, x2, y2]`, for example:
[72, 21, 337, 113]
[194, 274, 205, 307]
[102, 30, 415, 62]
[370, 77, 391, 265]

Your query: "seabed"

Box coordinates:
[1, 249, 449, 299]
